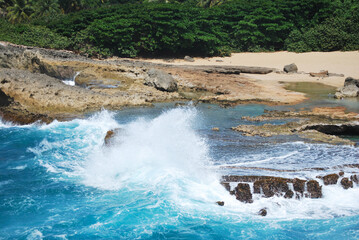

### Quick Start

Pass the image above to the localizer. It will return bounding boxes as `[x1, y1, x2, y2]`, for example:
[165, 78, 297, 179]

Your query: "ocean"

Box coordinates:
[1, 103, 358, 239]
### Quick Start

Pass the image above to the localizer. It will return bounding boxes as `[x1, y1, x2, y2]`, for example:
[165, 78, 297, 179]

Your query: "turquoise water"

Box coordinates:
[1, 104, 359, 239]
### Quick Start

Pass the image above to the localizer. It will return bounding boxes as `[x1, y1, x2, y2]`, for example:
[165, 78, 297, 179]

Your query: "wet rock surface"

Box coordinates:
[340, 178, 353, 189]
[221, 173, 356, 203]
[322, 174, 339, 185]
[235, 183, 253, 203]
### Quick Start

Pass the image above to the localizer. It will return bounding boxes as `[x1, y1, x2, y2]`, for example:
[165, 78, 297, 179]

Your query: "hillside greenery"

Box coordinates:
[1, 0, 358, 57]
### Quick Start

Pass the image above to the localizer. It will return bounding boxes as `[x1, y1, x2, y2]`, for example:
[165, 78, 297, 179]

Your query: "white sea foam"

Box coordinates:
[30, 108, 359, 220]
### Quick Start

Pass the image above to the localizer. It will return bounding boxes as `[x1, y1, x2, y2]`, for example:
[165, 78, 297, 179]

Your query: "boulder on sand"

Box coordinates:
[144, 68, 178, 92]
[283, 63, 298, 73]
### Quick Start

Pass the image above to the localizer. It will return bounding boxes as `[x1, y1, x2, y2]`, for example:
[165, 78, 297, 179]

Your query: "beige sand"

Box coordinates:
[141, 51, 359, 88]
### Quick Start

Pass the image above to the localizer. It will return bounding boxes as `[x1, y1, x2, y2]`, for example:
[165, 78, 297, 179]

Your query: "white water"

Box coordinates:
[62, 72, 80, 86]
[25, 108, 359, 219]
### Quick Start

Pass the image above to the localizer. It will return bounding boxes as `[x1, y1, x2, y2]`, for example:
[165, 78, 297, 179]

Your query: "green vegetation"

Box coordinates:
[1, 0, 358, 57]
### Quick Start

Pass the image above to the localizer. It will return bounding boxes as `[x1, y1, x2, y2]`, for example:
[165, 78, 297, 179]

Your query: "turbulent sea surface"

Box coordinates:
[1, 103, 359, 239]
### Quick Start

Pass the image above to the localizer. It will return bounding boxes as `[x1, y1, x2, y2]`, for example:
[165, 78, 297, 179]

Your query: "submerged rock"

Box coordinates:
[104, 128, 123, 146]
[283, 63, 298, 73]
[351, 175, 358, 184]
[340, 178, 353, 189]
[145, 68, 178, 92]
[258, 208, 267, 216]
[235, 183, 253, 203]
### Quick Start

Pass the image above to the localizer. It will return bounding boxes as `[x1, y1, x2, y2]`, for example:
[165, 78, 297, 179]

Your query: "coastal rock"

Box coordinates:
[104, 128, 123, 145]
[283, 63, 298, 73]
[350, 175, 358, 184]
[253, 178, 289, 198]
[306, 180, 322, 198]
[335, 77, 359, 98]
[258, 208, 267, 216]
[216, 201, 225, 206]
[220, 182, 231, 191]
[284, 190, 294, 199]
[145, 68, 178, 92]
[322, 174, 339, 185]
[340, 177, 353, 189]
[309, 71, 329, 78]
[293, 178, 305, 195]
[184, 56, 195, 62]
[235, 183, 253, 203]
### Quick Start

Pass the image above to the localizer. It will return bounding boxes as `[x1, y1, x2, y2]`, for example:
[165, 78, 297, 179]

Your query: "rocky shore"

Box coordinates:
[232, 107, 359, 146]
[220, 171, 358, 206]
[4, 42, 356, 124]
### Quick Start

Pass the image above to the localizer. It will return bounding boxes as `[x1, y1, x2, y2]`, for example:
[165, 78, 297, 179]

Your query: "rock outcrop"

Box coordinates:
[235, 183, 253, 203]
[335, 77, 359, 99]
[145, 68, 178, 92]
[221, 175, 324, 203]
[321, 174, 339, 185]
[233, 107, 359, 146]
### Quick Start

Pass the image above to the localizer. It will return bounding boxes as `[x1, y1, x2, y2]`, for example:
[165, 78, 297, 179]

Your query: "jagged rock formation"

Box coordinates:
[221, 172, 358, 203]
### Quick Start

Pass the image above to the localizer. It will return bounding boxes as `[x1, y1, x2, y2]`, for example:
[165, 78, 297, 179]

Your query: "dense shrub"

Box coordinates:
[1, 0, 358, 57]
[0, 19, 71, 49]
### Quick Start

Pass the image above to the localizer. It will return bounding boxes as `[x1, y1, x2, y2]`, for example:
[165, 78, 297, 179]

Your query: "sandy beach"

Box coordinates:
[141, 51, 359, 88]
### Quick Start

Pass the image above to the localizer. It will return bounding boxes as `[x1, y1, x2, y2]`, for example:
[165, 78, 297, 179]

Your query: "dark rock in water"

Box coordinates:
[283, 63, 298, 73]
[350, 175, 358, 184]
[216, 201, 225, 206]
[253, 178, 289, 198]
[144, 68, 177, 92]
[293, 178, 305, 194]
[258, 208, 267, 216]
[221, 182, 231, 192]
[235, 183, 253, 203]
[184, 56, 195, 62]
[340, 177, 353, 189]
[229, 190, 235, 195]
[284, 190, 294, 199]
[104, 128, 123, 145]
[322, 174, 339, 185]
[339, 171, 344, 177]
[307, 180, 322, 198]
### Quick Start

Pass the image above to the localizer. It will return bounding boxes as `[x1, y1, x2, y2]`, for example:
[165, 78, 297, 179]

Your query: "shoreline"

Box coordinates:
[1, 42, 359, 124]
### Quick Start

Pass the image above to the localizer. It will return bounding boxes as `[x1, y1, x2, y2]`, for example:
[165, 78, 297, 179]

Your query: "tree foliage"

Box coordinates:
[1, 0, 358, 57]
